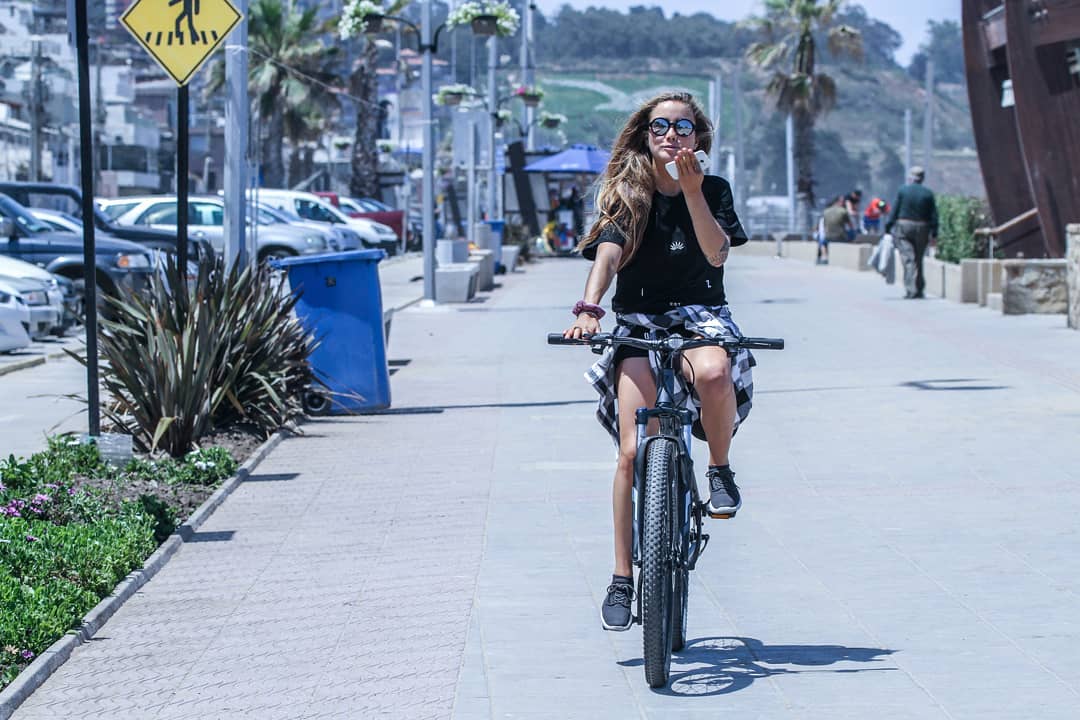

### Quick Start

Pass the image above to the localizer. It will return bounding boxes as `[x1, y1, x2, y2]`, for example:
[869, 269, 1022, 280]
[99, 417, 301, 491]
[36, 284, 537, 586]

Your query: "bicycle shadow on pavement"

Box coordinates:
[619, 636, 896, 697]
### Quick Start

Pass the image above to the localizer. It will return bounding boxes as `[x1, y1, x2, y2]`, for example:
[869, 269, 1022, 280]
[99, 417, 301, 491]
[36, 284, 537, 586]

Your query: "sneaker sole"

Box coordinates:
[600, 611, 633, 632]
[707, 500, 741, 519]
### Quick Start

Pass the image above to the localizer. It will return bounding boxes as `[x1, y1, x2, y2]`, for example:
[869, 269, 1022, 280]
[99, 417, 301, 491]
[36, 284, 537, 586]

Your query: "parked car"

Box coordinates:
[316, 192, 408, 250]
[0, 254, 72, 336]
[254, 203, 359, 251]
[0, 182, 213, 265]
[0, 278, 32, 353]
[254, 189, 399, 255]
[0, 193, 156, 319]
[104, 195, 330, 261]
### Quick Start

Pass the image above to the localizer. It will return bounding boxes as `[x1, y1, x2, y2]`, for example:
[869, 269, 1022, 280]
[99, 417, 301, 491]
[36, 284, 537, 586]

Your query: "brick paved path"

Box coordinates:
[12, 251, 1080, 718]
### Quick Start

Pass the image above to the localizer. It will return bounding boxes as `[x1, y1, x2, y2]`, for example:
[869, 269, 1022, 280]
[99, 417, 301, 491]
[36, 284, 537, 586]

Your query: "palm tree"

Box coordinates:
[746, 0, 863, 197]
[343, 1, 410, 199]
[231, 0, 340, 189]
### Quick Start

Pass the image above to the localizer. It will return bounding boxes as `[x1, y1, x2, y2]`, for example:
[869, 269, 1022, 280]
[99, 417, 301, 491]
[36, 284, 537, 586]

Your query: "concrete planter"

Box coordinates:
[1001, 259, 1068, 315]
[923, 256, 946, 298]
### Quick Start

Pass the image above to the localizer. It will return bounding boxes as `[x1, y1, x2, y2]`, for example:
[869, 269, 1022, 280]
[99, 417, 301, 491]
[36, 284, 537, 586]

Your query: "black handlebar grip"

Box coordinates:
[741, 337, 785, 350]
[548, 333, 582, 345]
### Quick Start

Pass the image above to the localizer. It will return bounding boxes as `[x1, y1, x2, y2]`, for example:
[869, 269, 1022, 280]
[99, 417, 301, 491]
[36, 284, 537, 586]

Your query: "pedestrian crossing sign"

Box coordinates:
[120, 0, 242, 87]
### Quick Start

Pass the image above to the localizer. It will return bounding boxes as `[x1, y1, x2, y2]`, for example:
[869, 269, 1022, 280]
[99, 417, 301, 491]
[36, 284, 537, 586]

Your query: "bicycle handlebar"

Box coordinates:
[547, 332, 784, 351]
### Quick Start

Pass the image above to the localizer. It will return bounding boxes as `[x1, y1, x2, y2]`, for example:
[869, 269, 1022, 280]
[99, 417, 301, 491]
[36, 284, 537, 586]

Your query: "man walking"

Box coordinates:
[885, 167, 938, 299]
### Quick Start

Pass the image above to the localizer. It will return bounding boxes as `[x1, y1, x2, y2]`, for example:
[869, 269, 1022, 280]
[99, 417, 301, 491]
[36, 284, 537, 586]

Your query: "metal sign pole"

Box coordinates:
[177, 86, 190, 287]
[73, 0, 100, 436]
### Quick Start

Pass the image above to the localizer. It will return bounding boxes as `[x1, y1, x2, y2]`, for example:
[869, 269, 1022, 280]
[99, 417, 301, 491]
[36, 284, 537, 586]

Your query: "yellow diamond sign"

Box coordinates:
[120, 0, 242, 87]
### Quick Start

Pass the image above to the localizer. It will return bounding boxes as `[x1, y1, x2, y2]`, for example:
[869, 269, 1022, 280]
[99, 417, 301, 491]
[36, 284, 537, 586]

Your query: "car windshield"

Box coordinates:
[357, 197, 392, 211]
[0, 194, 53, 234]
[257, 203, 300, 223]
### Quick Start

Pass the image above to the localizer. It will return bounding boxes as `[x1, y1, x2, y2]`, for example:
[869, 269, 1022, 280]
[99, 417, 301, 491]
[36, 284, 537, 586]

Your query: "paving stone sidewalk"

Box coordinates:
[11, 251, 1080, 719]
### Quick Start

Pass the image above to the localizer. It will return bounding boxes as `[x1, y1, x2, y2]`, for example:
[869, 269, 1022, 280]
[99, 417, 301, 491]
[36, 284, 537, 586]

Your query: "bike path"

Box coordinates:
[12, 250, 1080, 718]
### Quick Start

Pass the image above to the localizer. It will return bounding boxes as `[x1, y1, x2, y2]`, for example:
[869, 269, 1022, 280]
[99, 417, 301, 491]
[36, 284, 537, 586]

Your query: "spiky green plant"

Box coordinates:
[76, 259, 315, 457]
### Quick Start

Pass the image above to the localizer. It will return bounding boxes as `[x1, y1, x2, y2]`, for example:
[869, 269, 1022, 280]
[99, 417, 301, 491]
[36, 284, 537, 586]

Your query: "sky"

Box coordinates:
[530, 0, 961, 67]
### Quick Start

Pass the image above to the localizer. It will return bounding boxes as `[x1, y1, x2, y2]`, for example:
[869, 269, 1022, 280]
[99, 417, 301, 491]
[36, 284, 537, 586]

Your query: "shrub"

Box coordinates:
[936, 195, 992, 264]
[79, 258, 315, 457]
[0, 438, 241, 686]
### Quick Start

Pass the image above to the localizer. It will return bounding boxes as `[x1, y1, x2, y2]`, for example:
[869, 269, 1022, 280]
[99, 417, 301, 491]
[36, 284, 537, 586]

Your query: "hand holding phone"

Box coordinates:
[665, 149, 710, 181]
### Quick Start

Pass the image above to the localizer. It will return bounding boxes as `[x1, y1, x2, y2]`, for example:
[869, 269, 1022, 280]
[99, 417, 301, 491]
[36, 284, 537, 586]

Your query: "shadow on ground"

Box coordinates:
[619, 636, 896, 696]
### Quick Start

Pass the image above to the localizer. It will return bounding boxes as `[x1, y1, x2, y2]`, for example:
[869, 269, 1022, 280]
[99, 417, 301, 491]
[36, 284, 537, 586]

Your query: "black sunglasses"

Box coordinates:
[648, 117, 696, 137]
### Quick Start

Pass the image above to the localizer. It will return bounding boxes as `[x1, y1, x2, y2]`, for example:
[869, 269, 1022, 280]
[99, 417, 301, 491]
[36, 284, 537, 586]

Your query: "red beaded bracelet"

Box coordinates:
[572, 301, 606, 319]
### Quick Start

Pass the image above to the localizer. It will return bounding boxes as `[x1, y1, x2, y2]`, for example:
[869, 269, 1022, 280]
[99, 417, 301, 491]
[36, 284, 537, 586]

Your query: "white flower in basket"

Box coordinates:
[435, 83, 477, 106]
[339, 0, 386, 39]
[446, 1, 520, 37]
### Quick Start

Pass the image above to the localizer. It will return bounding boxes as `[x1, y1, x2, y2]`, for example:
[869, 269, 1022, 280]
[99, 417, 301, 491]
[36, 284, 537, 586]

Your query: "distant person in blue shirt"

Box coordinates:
[885, 166, 938, 299]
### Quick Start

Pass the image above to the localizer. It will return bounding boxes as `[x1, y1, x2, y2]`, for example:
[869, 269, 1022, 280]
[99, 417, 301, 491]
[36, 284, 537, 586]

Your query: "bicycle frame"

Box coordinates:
[629, 343, 709, 624]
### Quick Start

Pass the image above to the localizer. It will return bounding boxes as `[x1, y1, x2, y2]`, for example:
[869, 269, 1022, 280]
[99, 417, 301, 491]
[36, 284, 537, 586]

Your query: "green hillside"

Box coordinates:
[530, 61, 982, 204]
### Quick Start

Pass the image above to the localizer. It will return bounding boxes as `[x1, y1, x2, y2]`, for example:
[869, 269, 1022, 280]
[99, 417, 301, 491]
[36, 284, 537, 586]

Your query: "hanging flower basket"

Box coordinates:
[514, 85, 545, 107]
[446, 1, 520, 37]
[470, 14, 500, 36]
[435, 83, 477, 107]
[539, 111, 567, 129]
[339, 0, 386, 39]
[494, 109, 513, 128]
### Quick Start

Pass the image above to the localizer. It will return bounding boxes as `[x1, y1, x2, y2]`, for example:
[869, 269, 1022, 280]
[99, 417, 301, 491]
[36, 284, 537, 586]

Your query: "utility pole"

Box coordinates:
[224, 0, 251, 269]
[708, 75, 722, 176]
[922, 58, 934, 182]
[420, 0, 436, 302]
[904, 108, 912, 178]
[486, 36, 497, 221]
[785, 113, 795, 235]
[733, 62, 745, 220]
[29, 37, 43, 181]
[519, 1, 536, 150]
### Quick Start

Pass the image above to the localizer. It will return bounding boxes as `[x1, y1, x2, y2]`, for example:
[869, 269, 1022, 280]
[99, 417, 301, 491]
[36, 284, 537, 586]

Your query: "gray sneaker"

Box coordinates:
[707, 466, 741, 518]
[601, 578, 633, 631]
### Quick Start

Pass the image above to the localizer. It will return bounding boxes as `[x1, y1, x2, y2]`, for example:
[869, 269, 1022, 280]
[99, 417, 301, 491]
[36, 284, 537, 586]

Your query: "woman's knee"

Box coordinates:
[691, 357, 733, 393]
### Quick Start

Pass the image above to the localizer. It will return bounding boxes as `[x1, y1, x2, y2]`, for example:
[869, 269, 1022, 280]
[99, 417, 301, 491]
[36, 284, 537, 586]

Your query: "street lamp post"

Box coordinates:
[487, 37, 498, 223]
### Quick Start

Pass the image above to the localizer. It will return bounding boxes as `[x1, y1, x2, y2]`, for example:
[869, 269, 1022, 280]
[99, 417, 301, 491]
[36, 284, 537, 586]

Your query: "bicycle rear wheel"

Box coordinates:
[672, 566, 688, 652]
[641, 438, 677, 688]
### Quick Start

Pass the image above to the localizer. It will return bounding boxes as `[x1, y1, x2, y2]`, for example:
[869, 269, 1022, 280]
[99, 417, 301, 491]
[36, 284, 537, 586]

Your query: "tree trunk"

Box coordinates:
[794, 107, 816, 232]
[262, 106, 286, 189]
[349, 39, 381, 199]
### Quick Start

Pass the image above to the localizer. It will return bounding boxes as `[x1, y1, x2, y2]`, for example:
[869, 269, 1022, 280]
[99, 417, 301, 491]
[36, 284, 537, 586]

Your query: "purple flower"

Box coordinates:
[33, 494, 51, 504]
[20, 649, 34, 660]
[25, 535, 39, 543]
[43, 483, 59, 490]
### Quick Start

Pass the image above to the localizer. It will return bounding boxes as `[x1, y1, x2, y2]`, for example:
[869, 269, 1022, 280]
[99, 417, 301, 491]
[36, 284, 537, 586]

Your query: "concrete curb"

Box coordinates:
[0, 344, 80, 377]
[0, 429, 287, 719]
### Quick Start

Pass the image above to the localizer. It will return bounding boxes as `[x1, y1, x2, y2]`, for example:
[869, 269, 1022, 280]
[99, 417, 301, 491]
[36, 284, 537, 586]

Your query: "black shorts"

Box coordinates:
[612, 324, 694, 367]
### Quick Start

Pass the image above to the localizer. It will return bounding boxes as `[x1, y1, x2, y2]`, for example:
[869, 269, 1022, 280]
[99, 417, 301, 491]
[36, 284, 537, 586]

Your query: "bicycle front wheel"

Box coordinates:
[641, 438, 677, 688]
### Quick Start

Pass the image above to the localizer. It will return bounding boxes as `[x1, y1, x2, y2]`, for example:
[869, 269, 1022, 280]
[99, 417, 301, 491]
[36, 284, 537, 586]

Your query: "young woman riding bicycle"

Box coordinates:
[562, 91, 755, 632]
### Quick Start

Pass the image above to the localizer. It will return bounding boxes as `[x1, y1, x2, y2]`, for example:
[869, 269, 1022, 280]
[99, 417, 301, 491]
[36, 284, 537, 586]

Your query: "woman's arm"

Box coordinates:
[674, 150, 730, 267]
[564, 241, 621, 338]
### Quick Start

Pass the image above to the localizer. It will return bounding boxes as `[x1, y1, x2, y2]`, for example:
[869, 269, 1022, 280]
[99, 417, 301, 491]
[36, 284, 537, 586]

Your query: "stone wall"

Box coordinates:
[1001, 259, 1068, 315]
[1068, 224, 1080, 329]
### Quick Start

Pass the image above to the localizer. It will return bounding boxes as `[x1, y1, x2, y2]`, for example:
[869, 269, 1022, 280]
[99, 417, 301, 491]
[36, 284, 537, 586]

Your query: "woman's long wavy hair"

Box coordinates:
[577, 92, 712, 269]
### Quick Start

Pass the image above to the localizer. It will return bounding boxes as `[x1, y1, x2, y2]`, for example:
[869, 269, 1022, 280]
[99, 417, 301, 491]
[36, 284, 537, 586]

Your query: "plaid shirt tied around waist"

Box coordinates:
[584, 305, 756, 446]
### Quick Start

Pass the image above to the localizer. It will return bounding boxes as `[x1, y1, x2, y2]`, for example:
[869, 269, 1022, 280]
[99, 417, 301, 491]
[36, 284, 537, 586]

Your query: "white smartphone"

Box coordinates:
[665, 149, 710, 180]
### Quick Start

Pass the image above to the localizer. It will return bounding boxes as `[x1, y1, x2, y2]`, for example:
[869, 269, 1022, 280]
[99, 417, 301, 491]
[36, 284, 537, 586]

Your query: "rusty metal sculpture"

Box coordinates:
[962, 0, 1080, 258]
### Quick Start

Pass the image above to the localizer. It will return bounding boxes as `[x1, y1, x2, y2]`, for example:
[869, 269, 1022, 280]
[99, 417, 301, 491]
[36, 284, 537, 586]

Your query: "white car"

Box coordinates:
[0, 278, 31, 353]
[251, 189, 399, 255]
[102, 195, 330, 261]
[0, 254, 68, 337]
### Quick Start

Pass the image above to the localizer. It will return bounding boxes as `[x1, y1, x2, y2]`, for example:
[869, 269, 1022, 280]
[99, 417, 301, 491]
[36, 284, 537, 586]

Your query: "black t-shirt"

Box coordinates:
[582, 175, 748, 314]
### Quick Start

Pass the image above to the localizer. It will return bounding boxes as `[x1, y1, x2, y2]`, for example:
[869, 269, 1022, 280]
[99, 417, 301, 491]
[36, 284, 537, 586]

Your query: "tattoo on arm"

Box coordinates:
[708, 235, 731, 266]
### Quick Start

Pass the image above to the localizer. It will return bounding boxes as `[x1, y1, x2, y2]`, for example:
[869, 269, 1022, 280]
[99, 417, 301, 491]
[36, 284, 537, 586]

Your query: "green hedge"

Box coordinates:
[936, 194, 992, 264]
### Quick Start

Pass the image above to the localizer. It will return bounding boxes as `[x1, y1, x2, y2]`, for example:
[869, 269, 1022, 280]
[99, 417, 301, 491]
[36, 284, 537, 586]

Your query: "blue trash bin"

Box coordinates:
[483, 219, 506, 269]
[274, 250, 390, 414]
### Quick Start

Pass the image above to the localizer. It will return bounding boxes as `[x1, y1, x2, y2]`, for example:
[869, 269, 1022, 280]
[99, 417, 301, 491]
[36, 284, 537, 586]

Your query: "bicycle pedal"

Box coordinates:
[707, 511, 736, 520]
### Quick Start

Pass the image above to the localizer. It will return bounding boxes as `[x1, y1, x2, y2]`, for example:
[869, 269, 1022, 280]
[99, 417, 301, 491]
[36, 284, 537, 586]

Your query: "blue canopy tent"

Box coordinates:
[523, 144, 611, 174]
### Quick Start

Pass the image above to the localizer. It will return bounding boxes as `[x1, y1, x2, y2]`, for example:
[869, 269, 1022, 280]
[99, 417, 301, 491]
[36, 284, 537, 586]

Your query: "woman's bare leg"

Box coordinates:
[613, 357, 657, 577]
[682, 346, 735, 465]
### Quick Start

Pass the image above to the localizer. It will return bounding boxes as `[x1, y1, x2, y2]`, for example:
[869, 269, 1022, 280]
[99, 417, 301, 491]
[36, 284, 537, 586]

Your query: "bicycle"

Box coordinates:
[548, 330, 784, 688]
